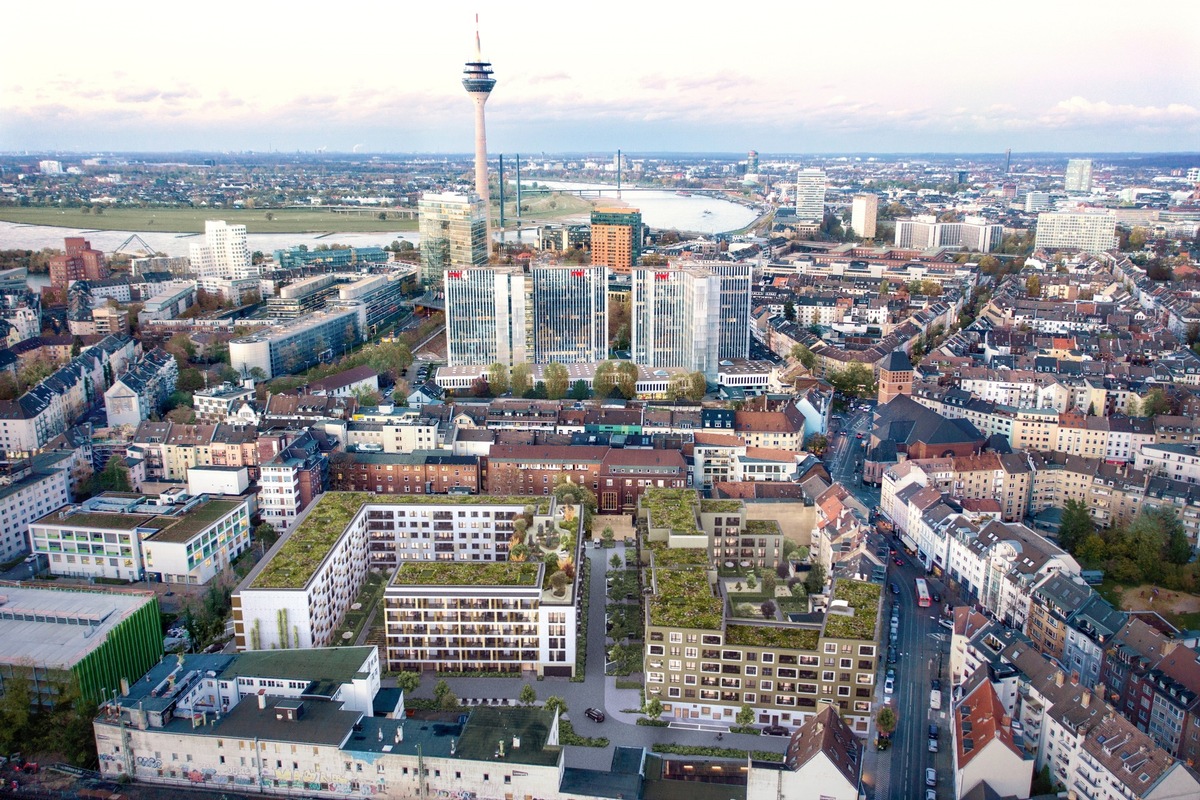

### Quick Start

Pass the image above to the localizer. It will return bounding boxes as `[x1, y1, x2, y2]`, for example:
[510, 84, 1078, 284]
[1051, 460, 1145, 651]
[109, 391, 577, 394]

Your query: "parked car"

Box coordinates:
[926, 768, 937, 787]
[887, 647, 897, 664]
[889, 582, 900, 595]
[763, 725, 789, 736]
[926, 791, 937, 800]
[932, 591, 942, 603]
[928, 737, 939, 753]
[584, 708, 606, 723]
[929, 724, 939, 739]
[884, 676, 895, 695]
[939, 617, 955, 631]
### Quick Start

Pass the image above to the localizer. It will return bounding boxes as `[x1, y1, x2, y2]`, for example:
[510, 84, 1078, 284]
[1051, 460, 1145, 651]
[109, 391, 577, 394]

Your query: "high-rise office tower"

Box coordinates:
[444, 267, 529, 367]
[1033, 211, 1117, 253]
[531, 266, 608, 364]
[851, 195, 878, 239]
[590, 208, 643, 273]
[794, 169, 826, 222]
[1065, 159, 1093, 193]
[746, 150, 759, 174]
[417, 192, 489, 290]
[630, 264, 750, 379]
[462, 16, 496, 247]
[189, 220, 256, 280]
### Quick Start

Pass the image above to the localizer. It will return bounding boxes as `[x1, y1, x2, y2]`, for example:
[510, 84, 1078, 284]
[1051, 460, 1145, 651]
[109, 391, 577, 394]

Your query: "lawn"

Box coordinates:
[0, 205, 418, 234]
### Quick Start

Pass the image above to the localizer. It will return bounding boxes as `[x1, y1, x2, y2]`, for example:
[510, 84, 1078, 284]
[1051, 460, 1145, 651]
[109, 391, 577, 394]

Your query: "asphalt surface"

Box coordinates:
[827, 406, 882, 511]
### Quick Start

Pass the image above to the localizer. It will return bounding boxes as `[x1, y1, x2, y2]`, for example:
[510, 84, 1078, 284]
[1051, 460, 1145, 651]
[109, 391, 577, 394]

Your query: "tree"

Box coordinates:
[1141, 388, 1171, 418]
[610, 552, 622, 569]
[736, 704, 754, 727]
[828, 362, 876, 399]
[544, 362, 569, 400]
[686, 371, 707, 402]
[511, 362, 532, 397]
[602, 526, 616, 547]
[544, 696, 567, 717]
[783, 300, 796, 322]
[876, 706, 897, 737]
[395, 672, 420, 694]
[255, 522, 279, 550]
[804, 433, 829, 456]
[519, 683, 537, 707]
[433, 679, 452, 706]
[761, 571, 777, 596]
[0, 671, 31, 753]
[549, 570, 570, 596]
[645, 697, 664, 721]
[487, 363, 510, 396]
[470, 376, 492, 398]
[178, 368, 205, 393]
[1025, 274, 1042, 298]
[805, 563, 827, 595]
[568, 379, 591, 400]
[791, 343, 817, 371]
[97, 457, 132, 492]
[1058, 499, 1094, 553]
[760, 600, 777, 618]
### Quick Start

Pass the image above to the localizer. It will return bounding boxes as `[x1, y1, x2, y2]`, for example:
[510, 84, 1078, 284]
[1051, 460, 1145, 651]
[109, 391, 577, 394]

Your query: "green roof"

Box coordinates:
[744, 519, 781, 536]
[455, 706, 561, 766]
[699, 500, 742, 514]
[725, 624, 819, 651]
[252, 492, 550, 590]
[642, 488, 701, 535]
[649, 567, 723, 631]
[822, 579, 881, 641]
[650, 547, 710, 568]
[224, 647, 374, 684]
[149, 500, 242, 544]
[392, 562, 541, 587]
[45, 511, 160, 531]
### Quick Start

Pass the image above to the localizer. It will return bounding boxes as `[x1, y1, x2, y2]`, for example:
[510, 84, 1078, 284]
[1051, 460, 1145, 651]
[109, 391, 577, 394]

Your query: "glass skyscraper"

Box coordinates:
[418, 192, 489, 290]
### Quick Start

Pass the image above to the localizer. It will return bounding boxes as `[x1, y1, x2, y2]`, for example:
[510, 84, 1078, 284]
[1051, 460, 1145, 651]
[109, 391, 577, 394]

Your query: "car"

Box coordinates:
[929, 724, 940, 739]
[887, 648, 897, 664]
[931, 679, 941, 692]
[886, 667, 895, 680]
[932, 592, 942, 603]
[939, 617, 955, 631]
[883, 676, 895, 695]
[926, 768, 937, 788]
[928, 737, 939, 752]
[926, 791, 937, 800]
[763, 725, 790, 736]
[855, 433, 864, 439]
[894, 557, 904, 567]
[584, 708, 605, 723]
[889, 582, 899, 595]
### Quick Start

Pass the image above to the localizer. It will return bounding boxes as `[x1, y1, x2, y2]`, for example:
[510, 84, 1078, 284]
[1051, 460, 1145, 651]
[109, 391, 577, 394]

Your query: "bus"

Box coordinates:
[915, 578, 932, 608]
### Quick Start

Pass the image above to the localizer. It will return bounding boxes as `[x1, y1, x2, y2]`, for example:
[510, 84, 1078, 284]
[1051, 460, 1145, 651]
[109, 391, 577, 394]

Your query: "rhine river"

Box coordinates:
[0, 183, 758, 267]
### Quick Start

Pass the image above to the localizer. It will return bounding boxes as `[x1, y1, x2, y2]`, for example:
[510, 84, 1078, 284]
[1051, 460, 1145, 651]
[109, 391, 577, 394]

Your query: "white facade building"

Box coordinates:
[0, 452, 72, 562]
[794, 169, 826, 221]
[189, 220, 258, 280]
[1034, 211, 1117, 253]
[850, 194, 878, 239]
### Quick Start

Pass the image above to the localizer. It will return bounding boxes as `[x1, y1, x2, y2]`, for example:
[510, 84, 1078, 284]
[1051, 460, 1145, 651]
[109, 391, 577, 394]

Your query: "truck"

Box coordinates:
[930, 689, 942, 711]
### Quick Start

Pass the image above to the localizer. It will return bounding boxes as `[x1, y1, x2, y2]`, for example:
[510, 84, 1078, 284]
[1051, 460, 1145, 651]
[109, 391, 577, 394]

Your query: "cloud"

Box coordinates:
[1039, 96, 1200, 128]
[527, 72, 570, 84]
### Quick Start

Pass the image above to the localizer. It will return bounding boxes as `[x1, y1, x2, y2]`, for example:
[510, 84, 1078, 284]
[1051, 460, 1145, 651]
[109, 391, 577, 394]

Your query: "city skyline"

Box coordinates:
[4, 1, 1200, 155]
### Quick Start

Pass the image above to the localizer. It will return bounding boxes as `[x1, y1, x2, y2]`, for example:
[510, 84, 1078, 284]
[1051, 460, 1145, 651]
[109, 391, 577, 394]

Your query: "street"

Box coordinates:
[827, 405, 881, 511]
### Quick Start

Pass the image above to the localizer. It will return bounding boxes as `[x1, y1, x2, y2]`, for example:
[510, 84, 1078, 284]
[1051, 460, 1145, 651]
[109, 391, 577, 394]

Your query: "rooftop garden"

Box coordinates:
[725, 624, 820, 651]
[252, 492, 551, 589]
[394, 562, 541, 587]
[651, 548, 711, 568]
[822, 579, 882, 641]
[151, 500, 242, 543]
[648, 567, 723, 631]
[642, 488, 701, 536]
[699, 500, 743, 514]
[744, 519, 782, 536]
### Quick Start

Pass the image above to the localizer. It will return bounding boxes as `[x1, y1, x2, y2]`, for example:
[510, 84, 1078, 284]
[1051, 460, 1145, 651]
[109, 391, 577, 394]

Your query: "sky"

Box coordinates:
[4, 0, 1199, 155]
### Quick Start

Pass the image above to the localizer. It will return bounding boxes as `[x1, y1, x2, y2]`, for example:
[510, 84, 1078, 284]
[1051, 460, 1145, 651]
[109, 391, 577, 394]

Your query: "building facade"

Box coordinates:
[189, 220, 258, 281]
[530, 265, 608, 364]
[589, 208, 642, 272]
[418, 192, 488, 289]
[1034, 211, 1118, 253]
[444, 267, 530, 367]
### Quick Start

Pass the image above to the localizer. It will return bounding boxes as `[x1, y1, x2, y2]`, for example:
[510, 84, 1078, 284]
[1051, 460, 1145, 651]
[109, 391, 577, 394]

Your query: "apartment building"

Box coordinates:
[1034, 211, 1117, 253]
[29, 491, 252, 584]
[192, 382, 256, 423]
[232, 493, 576, 665]
[589, 208, 643, 271]
[952, 678, 1033, 800]
[384, 560, 577, 676]
[229, 309, 361, 379]
[1135, 442, 1200, 484]
[258, 430, 328, 532]
[329, 451, 479, 495]
[103, 348, 179, 429]
[0, 451, 72, 562]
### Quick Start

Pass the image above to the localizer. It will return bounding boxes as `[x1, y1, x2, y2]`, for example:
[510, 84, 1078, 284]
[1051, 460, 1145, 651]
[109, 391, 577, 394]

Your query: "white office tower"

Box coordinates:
[189, 220, 256, 280]
[444, 266, 529, 367]
[1065, 159, 1094, 193]
[1025, 192, 1052, 213]
[794, 169, 827, 222]
[418, 192, 489, 290]
[851, 194, 878, 238]
[531, 265, 609, 364]
[1034, 211, 1118, 253]
[895, 215, 1002, 253]
[630, 264, 751, 379]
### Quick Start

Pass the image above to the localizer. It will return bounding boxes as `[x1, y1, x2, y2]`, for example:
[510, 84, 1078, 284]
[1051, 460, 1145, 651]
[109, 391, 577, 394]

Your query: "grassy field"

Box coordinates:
[0, 191, 598, 235]
[0, 205, 419, 234]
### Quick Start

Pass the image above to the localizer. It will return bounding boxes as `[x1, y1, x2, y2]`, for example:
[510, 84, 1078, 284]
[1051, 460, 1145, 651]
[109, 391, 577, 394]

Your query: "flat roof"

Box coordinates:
[0, 582, 157, 669]
[222, 647, 374, 686]
[391, 562, 541, 588]
[148, 499, 242, 544]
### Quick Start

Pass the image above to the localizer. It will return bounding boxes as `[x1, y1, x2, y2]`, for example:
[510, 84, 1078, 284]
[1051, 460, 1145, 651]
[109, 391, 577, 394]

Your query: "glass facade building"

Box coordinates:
[531, 265, 608, 364]
[418, 192, 488, 290]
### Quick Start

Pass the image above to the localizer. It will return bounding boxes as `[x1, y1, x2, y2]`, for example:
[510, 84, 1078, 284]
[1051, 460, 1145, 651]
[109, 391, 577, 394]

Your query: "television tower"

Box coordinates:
[463, 15, 496, 245]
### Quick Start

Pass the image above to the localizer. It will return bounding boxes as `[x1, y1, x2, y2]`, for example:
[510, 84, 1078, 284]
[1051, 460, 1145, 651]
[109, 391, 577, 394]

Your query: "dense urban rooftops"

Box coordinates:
[392, 562, 541, 588]
[822, 579, 881, 641]
[251, 492, 551, 589]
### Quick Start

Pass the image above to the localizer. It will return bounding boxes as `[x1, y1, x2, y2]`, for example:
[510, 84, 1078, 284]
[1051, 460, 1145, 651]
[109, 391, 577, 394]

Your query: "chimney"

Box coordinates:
[378, 728, 383, 742]
[120, 677, 130, 696]
[257, 689, 266, 710]
[1055, 670, 1065, 688]
[1081, 690, 1091, 708]
[1071, 671, 1080, 686]
[450, 739, 455, 756]
[512, 736, 520, 750]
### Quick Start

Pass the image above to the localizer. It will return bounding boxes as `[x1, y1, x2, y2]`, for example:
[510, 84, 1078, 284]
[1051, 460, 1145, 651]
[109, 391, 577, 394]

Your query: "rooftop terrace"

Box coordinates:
[392, 562, 542, 588]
